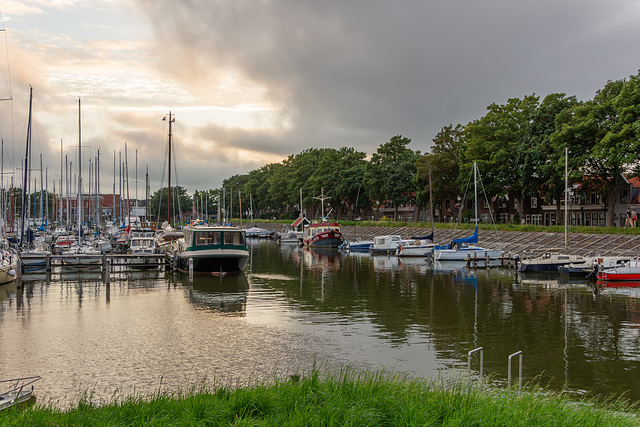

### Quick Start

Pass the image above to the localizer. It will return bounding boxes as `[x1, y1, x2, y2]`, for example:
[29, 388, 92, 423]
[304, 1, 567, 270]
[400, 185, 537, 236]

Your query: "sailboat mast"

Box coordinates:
[474, 161, 478, 224]
[564, 147, 568, 253]
[19, 86, 32, 246]
[77, 97, 82, 246]
[60, 139, 63, 226]
[429, 162, 434, 236]
[166, 112, 173, 223]
[97, 149, 101, 231]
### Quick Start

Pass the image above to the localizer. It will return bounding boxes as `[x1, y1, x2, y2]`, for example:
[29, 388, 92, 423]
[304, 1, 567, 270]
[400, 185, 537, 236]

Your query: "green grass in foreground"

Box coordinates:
[2, 369, 637, 426]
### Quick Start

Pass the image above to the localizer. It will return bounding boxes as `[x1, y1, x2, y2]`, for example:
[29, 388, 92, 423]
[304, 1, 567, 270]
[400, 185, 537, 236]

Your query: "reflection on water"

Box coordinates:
[183, 274, 249, 315]
[1, 239, 640, 407]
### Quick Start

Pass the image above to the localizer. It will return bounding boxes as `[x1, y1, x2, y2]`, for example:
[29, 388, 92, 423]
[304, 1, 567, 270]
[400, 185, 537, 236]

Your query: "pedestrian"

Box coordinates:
[633, 209, 637, 228]
[625, 209, 632, 228]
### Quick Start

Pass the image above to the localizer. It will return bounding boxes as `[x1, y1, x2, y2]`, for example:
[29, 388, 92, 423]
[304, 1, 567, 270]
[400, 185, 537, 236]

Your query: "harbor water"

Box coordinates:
[1, 238, 639, 408]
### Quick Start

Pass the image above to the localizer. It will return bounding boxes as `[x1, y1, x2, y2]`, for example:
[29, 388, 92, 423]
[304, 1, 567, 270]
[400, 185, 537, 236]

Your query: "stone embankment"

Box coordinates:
[255, 223, 640, 257]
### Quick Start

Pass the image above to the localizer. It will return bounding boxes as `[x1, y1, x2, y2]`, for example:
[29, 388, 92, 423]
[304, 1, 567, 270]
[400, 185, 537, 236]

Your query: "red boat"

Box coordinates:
[597, 260, 640, 282]
[302, 222, 343, 248]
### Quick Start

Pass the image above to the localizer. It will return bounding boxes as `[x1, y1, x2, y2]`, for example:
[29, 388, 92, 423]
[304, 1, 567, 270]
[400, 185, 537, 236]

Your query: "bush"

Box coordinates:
[279, 212, 294, 220]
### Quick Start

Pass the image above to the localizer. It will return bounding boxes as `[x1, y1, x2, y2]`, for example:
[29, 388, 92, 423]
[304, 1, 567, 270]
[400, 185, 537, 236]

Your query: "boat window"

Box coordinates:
[196, 231, 221, 246]
[224, 232, 245, 246]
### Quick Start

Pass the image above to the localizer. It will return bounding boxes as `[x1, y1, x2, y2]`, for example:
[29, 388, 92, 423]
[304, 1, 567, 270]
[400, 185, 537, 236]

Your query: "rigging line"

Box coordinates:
[454, 164, 474, 235]
[0, 10, 12, 101]
[476, 167, 502, 243]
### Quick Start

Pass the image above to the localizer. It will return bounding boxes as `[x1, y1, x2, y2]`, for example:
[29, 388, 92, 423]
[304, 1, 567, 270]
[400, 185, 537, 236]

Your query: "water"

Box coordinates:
[1, 239, 639, 408]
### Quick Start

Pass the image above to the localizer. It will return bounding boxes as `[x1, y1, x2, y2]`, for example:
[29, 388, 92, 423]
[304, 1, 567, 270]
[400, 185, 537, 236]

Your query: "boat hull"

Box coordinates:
[177, 249, 249, 275]
[434, 248, 503, 261]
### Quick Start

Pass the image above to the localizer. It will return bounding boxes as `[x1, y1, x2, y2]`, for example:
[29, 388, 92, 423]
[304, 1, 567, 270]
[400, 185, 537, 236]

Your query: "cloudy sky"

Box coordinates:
[0, 0, 639, 197]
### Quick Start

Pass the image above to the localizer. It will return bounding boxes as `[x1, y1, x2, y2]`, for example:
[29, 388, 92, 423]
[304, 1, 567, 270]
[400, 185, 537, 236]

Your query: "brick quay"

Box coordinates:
[254, 223, 640, 257]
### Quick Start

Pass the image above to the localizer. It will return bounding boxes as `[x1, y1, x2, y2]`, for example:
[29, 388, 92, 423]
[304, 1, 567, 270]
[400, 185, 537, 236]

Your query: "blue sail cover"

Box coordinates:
[410, 232, 434, 241]
[452, 226, 478, 244]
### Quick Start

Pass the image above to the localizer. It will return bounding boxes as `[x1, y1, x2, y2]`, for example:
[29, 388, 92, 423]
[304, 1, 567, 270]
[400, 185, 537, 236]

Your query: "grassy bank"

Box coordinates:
[3, 369, 637, 426]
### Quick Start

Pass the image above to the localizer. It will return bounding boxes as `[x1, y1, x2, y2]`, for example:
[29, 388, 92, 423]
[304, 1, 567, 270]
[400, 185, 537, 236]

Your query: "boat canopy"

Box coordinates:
[452, 226, 478, 244]
[410, 232, 433, 241]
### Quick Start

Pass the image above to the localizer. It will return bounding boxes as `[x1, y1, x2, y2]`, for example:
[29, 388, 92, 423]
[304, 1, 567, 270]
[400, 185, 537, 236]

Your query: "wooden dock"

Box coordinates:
[20, 253, 170, 271]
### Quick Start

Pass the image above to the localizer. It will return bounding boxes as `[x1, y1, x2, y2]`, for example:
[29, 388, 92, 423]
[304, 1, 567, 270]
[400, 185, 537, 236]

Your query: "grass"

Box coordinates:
[2, 368, 637, 426]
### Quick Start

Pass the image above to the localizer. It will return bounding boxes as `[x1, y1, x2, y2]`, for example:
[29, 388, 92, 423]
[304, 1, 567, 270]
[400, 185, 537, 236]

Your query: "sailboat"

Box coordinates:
[433, 161, 504, 261]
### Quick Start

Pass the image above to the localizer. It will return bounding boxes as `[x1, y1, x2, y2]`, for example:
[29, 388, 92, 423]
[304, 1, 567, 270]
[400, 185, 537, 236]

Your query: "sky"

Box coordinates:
[0, 0, 639, 198]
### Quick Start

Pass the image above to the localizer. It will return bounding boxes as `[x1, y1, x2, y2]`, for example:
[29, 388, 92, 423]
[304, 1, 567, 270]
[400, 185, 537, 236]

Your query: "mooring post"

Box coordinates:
[189, 257, 194, 282]
[508, 351, 523, 395]
[467, 347, 484, 392]
[46, 253, 51, 271]
[15, 259, 22, 287]
[105, 258, 111, 285]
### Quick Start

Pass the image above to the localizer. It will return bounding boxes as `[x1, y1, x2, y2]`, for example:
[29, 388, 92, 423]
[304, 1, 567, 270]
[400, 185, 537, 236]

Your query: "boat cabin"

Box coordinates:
[183, 227, 247, 250]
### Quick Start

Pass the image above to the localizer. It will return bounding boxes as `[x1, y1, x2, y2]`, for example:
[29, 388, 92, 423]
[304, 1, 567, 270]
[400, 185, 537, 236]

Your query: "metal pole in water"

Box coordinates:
[189, 257, 194, 282]
[508, 351, 523, 395]
[467, 347, 484, 392]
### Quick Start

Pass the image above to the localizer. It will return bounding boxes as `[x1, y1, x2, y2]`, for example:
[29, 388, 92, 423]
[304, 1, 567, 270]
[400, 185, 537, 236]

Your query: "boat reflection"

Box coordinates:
[301, 246, 341, 272]
[182, 273, 249, 315]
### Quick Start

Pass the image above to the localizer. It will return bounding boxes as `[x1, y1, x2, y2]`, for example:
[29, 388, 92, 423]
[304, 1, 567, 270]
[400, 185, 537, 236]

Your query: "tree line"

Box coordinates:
[149, 70, 640, 226]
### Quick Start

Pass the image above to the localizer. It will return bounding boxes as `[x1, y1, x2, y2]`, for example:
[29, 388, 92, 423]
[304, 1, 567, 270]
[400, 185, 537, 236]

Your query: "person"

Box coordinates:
[633, 209, 637, 228]
[625, 209, 632, 228]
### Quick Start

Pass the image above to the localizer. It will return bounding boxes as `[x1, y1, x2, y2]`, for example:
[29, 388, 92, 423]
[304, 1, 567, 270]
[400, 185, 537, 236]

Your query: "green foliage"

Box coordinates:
[149, 186, 192, 222]
[364, 135, 420, 219]
[415, 124, 464, 208]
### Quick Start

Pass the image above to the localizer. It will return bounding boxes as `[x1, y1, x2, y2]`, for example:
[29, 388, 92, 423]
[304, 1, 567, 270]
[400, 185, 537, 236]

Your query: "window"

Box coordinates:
[621, 189, 629, 204]
[224, 231, 245, 246]
[446, 200, 451, 209]
[599, 212, 605, 227]
[592, 212, 597, 226]
[530, 197, 537, 209]
[467, 199, 473, 210]
[196, 231, 221, 246]
[499, 198, 507, 209]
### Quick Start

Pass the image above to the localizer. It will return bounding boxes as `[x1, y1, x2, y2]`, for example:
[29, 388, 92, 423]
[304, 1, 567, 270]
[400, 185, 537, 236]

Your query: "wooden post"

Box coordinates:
[46, 253, 51, 271]
[105, 258, 111, 284]
[189, 257, 194, 282]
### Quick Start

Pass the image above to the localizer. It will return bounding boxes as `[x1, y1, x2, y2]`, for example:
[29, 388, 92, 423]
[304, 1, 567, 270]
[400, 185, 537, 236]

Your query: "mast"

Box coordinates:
[59, 139, 63, 226]
[125, 142, 130, 228]
[429, 162, 434, 237]
[162, 112, 175, 223]
[77, 97, 82, 246]
[97, 149, 101, 231]
[564, 147, 568, 253]
[145, 165, 149, 222]
[474, 161, 478, 225]
[113, 151, 116, 224]
[19, 86, 32, 246]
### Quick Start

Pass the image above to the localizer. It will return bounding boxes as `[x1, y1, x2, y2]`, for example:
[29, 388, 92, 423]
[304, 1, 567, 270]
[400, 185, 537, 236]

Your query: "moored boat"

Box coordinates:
[597, 259, 640, 282]
[518, 252, 586, 272]
[176, 224, 249, 275]
[302, 222, 343, 248]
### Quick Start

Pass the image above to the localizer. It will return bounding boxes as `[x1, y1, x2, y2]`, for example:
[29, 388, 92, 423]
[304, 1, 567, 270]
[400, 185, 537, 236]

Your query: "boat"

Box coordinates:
[175, 223, 249, 275]
[558, 255, 633, 276]
[128, 228, 157, 268]
[341, 238, 374, 252]
[302, 222, 343, 248]
[0, 246, 17, 285]
[369, 235, 408, 254]
[597, 259, 640, 281]
[396, 233, 435, 257]
[517, 252, 586, 272]
[278, 227, 302, 244]
[0, 376, 41, 411]
[432, 162, 504, 262]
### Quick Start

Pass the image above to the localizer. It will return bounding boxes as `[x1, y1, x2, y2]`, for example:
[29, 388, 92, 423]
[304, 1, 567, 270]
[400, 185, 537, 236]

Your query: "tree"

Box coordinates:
[461, 95, 540, 219]
[550, 76, 638, 226]
[149, 186, 192, 223]
[364, 135, 420, 221]
[415, 124, 464, 214]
